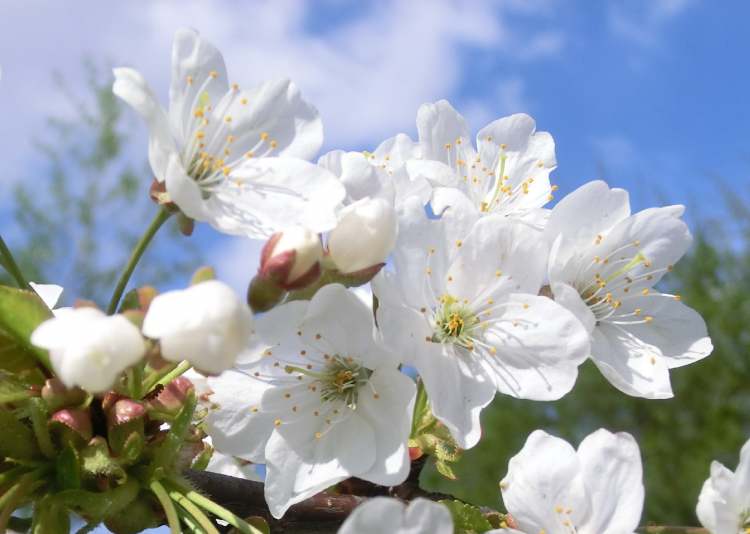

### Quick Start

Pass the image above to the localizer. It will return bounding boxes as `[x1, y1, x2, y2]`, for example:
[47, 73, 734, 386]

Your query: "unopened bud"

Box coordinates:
[328, 197, 397, 274]
[50, 407, 93, 443]
[147, 377, 195, 418]
[259, 226, 323, 290]
[107, 399, 146, 427]
[41, 378, 87, 411]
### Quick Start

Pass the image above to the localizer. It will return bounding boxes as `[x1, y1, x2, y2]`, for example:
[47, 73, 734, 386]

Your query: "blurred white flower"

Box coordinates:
[497, 429, 644, 534]
[406, 100, 556, 229]
[207, 284, 415, 518]
[545, 180, 713, 399]
[142, 280, 253, 374]
[113, 28, 345, 238]
[31, 308, 146, 393]
[29, 282, 68, 316]
[259, 226, 324, 289]
[337, 497, 453, 534]
[373, 190, 589, 449]
[696, 437, 750, 534]
[206, 451, 263, 482]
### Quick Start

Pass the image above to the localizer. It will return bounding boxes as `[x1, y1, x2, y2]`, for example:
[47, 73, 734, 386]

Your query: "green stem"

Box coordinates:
[150, 480, 182, 534]
[0, 235, 29, 289]
[29, 398, 56, 458]
[107, 207, 172, 314]
[127, 365, 144, 399]
[146, 361, 192, 392]
[168, 489, 220, 534]
[171, 481, 262, 534]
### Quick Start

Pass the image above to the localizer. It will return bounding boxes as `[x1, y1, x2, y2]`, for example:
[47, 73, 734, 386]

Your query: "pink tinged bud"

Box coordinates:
[328, 197, 397, 274]
[41, 378, 86, 411]
[50, 407, 93, 441]
[260, 226, 324, 290]
[148, 377, 195, 416]
[108, 399, 146, 427]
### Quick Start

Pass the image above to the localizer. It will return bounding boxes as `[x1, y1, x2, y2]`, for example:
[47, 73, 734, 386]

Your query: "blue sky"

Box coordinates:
[1, 0, 749, 292]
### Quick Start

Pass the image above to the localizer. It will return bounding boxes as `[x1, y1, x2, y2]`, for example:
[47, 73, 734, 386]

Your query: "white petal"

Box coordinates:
[551, 282, 596, 334]
[481, 294, 589, 400]
[205, 158, 345, 238]
[318, 150, 392, 202]
[169, 28, 228, 145]
[590, 325, 674, 399]
[545, 180, 630, 244]
[357, 368, 415, 486]
[338, 497, 454, 534]
[696, 460, 738, 534]
[406, 159, 460, 189]
[416, 100, 470, 164]
[206, 370, 274, 463]
[165, 153, 210, 221]
[206, 451, 262, 482]
[415, 342, 495, 449]
[501, 430, 590, 534]
[112, 67, 175, 182]
[576, 429, 644, 534]
[614, 294, 712, 369]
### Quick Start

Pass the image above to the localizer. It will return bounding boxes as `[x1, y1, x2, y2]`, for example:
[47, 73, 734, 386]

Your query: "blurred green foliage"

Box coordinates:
[0, 61, 201, 305]
[423, 198, 750, 525]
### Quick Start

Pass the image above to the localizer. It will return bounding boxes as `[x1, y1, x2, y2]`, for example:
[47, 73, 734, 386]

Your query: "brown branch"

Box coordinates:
[184, 466, 708, 534]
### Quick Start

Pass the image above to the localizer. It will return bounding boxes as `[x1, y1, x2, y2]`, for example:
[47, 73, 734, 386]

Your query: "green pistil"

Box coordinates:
[604, 252, 646, 284]
[432, 295, 479, 350]
[286, 356, 371, 409]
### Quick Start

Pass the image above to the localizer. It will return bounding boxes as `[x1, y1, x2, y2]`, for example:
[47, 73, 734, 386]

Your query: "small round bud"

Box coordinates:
[260, 226, 324, 290]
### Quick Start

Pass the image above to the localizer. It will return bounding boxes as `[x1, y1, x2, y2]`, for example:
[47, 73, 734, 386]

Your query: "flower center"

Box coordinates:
[432, 295, 479, 350]
[287, 355, 371, 409]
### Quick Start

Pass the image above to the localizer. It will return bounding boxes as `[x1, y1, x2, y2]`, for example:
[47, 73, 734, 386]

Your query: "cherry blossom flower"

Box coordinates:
[406, 100, 556, 228]
[545, 180, 713, 398]
[372, 190, 589, 449]
[113, 28, 345, 238]
[337, 497, 453, 534]
[696, 437, 750, 534]
[206, 284, 416, 518]
[142, 280, 253, 374]
[31, 308, 146, 393]
[496, 429, 644, 534]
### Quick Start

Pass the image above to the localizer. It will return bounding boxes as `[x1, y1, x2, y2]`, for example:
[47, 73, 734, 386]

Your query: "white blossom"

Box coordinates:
[696, 437, 750, 534]
[207, 284, 415, 518]
[142, 280, 253, 374]
[31, 308, 146, 393]
[545, 180, 713, 398]
[497, 429, 644, 534]
[406, 100, 556, 228]
[113, 28, 345, 238]
[337, 497, 453, 534]
[373, 190, 589, 449]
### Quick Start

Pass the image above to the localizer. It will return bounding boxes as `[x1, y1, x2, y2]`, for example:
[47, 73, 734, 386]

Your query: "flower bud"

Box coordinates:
[107, 399, 146, 427]
[328, 197, 397, 274]
[142, 280, 253, 375]
[259, 226, 324, 290]
[147, 377, 195, 419]
[41, 378, 87, 411]
[50, 407, 93, 443]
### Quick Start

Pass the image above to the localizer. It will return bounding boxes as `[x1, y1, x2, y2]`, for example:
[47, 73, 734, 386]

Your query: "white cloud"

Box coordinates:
[608, 0, 695, 47]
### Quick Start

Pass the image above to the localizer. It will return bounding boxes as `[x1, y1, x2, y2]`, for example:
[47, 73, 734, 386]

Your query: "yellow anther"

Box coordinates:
[193, 109, 204, 118]
[644, 315, 653, 323]
[196, 131, 205, 139]
[274, 418, 282, 427]
[495, 270, 502, 277]
[634, 308, 642, 315]
[444, 143, 452, 150]
[224, 115, 232, 123]
[209, 70, 219, 78]
[500, 143, 507, 149]
[674, 294, 682, 301]
[270, 140, 278, 149]
[315, 432, 322, 439]
[186, 75, 194, 85]
[245, 151, 254, 158]
[241, 98, 248, 105]
[642, 288, 650, 295]
[231, 82, 239, 90]
[523, 303, 530, 309]
[456, 240, 463, 247]
[260, 132, 269, 141]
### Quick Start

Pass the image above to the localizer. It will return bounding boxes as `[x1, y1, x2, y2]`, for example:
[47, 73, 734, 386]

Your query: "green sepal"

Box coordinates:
[118, 286, 157, 313]
[103, 493, 161, 534]
[149, 390, 197, 479]
[0, 285, 53, 374]
[0, 406, 40, 460]
[53, 477, 139, 523]
[191, 266, 216, 285]
[190, 442, 213, 471]
[56, 445, 81, 490]
[80, 437, 126, 483]
[409, 381, 462, 480]
[31, 496, 70, 534]
[439, 500, 493, 534]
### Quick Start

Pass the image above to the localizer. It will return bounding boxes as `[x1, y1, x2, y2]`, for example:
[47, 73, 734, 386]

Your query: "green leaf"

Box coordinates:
[0, 285, 53, 372]
[0, 370, 33, 403]
[439, 500, 493, 534]
[0, 407, 40, 460]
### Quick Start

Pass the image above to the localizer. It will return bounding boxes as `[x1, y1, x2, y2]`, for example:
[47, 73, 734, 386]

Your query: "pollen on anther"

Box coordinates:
[186, 75, 194, 85]
[495, 270, 502, 277]
[209, 70, 219, 78]
[274, 418, 282, 427]
[373, 393, 380, 399]
[284, 393, 291, 399]
[314, 410, 320, 416]
[315, 432, 322, 439]
[315, 333, 322, 340]
[241, 98, 248, 105]
[456, 240, 463, 248]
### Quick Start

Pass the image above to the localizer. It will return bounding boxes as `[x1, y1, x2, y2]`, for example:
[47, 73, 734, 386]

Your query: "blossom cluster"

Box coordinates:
[1, 27, 738, 534]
